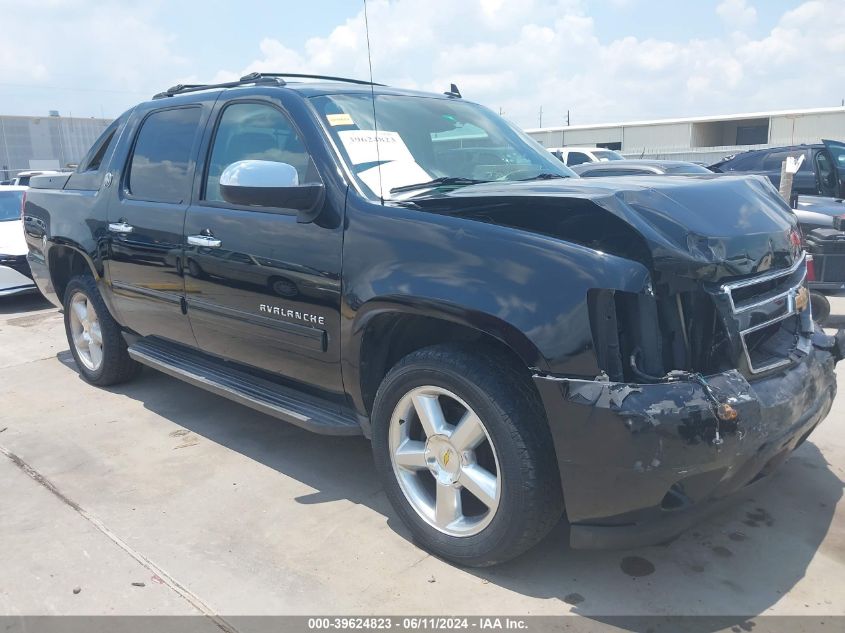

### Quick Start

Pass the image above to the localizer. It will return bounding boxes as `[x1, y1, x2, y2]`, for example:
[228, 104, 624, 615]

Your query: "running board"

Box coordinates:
[128, 338, 362, 436]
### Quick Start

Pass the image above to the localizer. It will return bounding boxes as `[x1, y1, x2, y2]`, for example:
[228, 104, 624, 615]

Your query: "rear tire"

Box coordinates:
[371, 344, 563, 566]
[63, 275, 140, 386]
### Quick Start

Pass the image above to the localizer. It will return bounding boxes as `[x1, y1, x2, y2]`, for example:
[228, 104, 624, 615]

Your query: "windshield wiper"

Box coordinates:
[390, 177, 489, 194]
[516, 173, 569, 181]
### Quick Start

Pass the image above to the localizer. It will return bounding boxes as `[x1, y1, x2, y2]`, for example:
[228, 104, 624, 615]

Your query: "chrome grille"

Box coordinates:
[720, 252, 811, 375]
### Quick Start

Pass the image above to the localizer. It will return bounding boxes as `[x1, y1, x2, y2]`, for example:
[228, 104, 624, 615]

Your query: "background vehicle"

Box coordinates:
[547, 146, 624, 166]
[23, 73, 841, 566]
[792, 195, 845, 232]
[0, 185, 37, 296]
[710, 140, 845, 199]
[8, 170, 66, 187]
[567, 157, 844, 321]
[570, 159, 713, 177]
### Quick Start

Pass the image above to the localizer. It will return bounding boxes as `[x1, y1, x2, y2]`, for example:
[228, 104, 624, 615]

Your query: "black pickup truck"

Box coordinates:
[23, 73, 842, 566]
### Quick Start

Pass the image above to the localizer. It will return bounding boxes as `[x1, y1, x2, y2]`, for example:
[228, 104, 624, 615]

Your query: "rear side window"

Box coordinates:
[85, 131, 115, 172]
[80, 118, 121, 173]
[128, 107, 202, 204]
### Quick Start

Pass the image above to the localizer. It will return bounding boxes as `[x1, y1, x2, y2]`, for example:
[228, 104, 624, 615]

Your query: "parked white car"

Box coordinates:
[548, 146, 625, 167]
[0, 185, 37, 296]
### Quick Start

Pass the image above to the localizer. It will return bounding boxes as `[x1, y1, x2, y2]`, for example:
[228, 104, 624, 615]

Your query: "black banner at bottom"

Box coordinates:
[0, 616, 842, 633]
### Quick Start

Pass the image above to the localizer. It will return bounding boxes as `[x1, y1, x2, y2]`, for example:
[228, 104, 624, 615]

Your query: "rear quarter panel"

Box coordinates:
[23, 183, 110, 308]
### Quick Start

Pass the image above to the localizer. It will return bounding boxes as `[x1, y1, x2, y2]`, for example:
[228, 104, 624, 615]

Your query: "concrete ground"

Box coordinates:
[1, 291, 844, 627]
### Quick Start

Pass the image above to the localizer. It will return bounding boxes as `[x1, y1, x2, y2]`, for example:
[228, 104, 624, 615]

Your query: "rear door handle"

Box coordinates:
[108, 221, 134, 234]
[187, 234, 222, 248]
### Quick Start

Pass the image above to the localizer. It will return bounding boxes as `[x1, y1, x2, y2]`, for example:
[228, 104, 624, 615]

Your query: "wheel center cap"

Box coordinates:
[424, 434, 461, 484]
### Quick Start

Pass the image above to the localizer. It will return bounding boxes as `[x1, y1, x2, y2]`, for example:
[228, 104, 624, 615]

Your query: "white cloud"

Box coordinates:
[219, 0, 843, 128]
[716, 0, 758, 29]
[0, 0, 187, 116]
[2, 0, 843, 128]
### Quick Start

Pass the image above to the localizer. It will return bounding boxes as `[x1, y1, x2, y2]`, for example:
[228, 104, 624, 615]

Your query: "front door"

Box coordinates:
[183, 98, 345, 396]
[106, 104, 209, 345]
[822, 139, 845, 198]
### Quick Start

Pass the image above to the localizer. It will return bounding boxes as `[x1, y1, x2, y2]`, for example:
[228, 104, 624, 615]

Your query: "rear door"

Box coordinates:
[106, 100, 212, 344]
[183, 95, 345, 396]
[822, 140, 845, 197]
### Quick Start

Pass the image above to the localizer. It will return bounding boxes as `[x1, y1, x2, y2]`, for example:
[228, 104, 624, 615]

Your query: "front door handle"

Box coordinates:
[187, 234, 222, 248]
[108, 221, 134, 234]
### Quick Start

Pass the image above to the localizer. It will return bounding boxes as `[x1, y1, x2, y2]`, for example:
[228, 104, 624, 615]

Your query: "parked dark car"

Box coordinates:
[571, 159, 713, 177]
[710, 140, 845, 199]
[23, 73, 842, 566]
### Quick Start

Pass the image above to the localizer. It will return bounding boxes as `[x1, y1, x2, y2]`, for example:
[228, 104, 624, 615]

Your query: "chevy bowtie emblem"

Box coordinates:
[442, 450, 451, 467]
[795, 286, 809, 312]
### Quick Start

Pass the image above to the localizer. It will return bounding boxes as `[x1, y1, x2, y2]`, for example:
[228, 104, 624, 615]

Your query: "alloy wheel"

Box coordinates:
[68, 292, 104, 371]
[388, 385, 501, 537]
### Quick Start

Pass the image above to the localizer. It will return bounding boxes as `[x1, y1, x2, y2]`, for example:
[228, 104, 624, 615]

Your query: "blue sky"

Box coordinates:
[0, 0, 841, 127]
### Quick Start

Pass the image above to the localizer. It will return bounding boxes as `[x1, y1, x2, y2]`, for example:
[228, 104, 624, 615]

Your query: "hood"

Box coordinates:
[0, 219, 27, 256]
[405, 174, 799, 283]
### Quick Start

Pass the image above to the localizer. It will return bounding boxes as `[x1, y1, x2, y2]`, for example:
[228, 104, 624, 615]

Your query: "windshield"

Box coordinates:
[0, 191, 24, 221]
[310, 94, 575, 199]
[592, 150, 624, 161]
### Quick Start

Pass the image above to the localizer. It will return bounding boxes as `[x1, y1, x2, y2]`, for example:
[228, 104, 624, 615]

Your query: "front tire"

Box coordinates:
[810, 290, 831, 324]
[371, 345, 563, 566]
[63, 275, 139, 386]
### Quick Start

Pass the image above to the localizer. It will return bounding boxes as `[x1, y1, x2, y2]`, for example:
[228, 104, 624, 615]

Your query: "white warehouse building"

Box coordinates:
[0, 113, 112, 182]
[525, 106, 845, 165]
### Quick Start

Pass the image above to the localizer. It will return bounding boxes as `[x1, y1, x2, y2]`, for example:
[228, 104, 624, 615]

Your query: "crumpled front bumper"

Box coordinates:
[533, 331, 840, 550]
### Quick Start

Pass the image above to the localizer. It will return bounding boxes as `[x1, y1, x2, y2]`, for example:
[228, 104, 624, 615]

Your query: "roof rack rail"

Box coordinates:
[242, 72, 385, 86]
[152, 72, 384, 99]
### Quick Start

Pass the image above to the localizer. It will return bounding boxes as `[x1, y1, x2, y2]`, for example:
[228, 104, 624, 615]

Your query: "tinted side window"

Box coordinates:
[128, 107, 202, 204]
[761, 149, 805, 171]
[204, 102, 316, 202]
[723, 151, 764, 171]
[567, 152, 591, 166]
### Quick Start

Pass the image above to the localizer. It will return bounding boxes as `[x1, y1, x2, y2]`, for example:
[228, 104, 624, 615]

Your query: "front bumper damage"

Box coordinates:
[534, 330, 842, 550]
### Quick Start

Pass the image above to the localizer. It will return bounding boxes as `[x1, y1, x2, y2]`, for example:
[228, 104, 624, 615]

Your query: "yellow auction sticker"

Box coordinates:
[326, 113, 354, 126]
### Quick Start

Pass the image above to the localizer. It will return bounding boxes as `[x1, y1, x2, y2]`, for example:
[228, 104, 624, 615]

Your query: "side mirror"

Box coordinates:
[219, 160, 324, 223]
